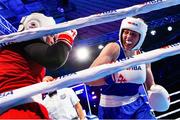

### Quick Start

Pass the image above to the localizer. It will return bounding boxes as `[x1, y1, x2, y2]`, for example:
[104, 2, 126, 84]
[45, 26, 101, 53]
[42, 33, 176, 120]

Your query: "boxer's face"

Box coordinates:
[26, 20, 55, 45]
[121, 29, 140, 50]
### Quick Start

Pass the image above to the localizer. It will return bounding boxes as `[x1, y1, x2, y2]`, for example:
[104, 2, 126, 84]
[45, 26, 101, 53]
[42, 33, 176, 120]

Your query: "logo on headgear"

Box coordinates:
[128, 21, 138, 26]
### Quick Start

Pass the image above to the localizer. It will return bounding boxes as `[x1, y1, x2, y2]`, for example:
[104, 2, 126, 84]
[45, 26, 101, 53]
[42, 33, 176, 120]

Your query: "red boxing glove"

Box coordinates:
[55, 29, 77, 48]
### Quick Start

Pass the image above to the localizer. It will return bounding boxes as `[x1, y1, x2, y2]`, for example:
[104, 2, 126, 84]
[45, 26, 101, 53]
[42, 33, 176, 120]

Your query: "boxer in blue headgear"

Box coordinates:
[87, 17, 170, 119]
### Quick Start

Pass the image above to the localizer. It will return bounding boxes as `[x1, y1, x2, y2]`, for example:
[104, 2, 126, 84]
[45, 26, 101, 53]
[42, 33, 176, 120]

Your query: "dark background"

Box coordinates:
[0, 0, 179, 119]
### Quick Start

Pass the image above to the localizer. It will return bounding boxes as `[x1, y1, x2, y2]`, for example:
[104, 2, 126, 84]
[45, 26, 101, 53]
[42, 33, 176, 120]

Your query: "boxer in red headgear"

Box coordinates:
[0, 13, 77, 119]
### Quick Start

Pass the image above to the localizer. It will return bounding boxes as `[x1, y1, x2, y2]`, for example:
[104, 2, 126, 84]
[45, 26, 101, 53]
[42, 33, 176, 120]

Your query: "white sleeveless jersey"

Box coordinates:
[112, 64, 146, 84]
[112, 40, 147, 84]
[99, 41, 147, 107]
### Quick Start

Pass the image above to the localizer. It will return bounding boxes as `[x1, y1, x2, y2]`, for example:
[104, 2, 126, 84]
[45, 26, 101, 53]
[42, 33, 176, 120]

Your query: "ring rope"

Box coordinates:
[170, 91, 180, 96]
[0, 0, 179, 47]
[170, 99, 180, 105]
[0, 42, 179, 113]
[157, 108, 180, 119]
